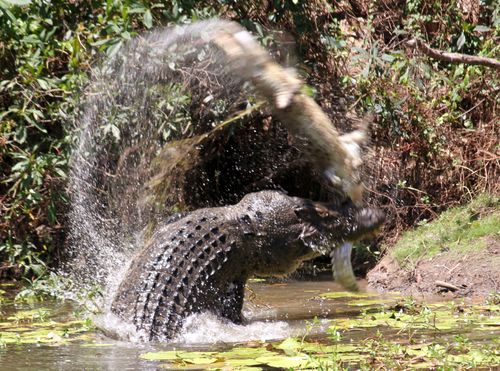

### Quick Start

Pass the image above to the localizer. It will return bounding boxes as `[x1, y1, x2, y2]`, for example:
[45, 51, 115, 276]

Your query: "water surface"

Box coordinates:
[0, 279, 498, 370]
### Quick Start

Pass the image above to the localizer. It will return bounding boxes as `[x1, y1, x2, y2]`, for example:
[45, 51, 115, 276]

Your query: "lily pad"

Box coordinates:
[80, 343, 115, 347]
[347, 299, 395, 307]
[301, 341, 358, 354]
[140, 350, 216, 361]
[319, 291, 377, 299]
[254, 354, 309, 369]
[7, 308, 51, 321]
[275, 337, 302, 353]
[221, 346, 272, 359]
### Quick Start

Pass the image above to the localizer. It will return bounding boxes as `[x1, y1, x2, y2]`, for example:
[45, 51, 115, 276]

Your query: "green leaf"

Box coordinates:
[112, 125, 120, 140]
[381, 53, 395, 62]
[457, 32, 466, 50]
[347, 299, 395, 306]
[15, 125, 27, 144]
[30, 120, 48, 134]
[106, 41, 123, 58]
[4, 0, 31, 5]
[255, 354, 309, 368]
[275, 337, 302, 353]
[474, 25, 490, 33]
[143, 9, 153, 29]
[54, 168, 67, 178]
[319, 291, 376, 299]
[140, 350, 216, 361]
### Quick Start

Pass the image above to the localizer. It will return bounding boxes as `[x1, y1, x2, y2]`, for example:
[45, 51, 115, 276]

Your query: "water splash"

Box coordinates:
[174, 312, 292, 344]
[62, 20, 253, 300]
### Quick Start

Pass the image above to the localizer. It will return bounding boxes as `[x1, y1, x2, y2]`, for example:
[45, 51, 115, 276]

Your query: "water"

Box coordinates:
[0, 280, 351, 369]
[1, 280, 498, 370]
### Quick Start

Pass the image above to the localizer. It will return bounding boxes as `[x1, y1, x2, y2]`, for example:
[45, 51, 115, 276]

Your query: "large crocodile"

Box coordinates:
[111, 190, 384, 342]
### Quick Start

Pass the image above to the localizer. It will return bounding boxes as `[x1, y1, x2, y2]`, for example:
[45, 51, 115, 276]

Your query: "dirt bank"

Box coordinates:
[368, 235, 499, 298]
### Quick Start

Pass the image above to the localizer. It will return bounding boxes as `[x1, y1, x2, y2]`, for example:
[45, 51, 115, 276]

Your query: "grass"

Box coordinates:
[390, 194, 499, 268]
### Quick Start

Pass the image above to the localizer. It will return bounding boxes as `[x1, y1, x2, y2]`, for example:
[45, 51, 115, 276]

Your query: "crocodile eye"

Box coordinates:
[315, 207, 331, 218]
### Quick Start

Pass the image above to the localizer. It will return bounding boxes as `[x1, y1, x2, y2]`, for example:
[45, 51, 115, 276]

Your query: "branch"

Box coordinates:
[435, 280, 460, 292]
[407, 38, 500, 70]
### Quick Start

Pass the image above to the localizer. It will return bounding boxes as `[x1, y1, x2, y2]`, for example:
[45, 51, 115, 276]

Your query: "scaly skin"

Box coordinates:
[111, 191, 384, 341]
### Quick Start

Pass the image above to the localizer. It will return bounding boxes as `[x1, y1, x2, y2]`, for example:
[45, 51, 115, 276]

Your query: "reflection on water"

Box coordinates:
[0, 279, 498, 370]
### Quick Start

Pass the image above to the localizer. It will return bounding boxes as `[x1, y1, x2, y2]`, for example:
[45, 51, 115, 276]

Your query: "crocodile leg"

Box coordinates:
[220, 280, 246, 323]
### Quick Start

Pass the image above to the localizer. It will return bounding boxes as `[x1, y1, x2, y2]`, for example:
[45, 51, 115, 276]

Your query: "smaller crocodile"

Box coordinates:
[111, 191, 384, 341]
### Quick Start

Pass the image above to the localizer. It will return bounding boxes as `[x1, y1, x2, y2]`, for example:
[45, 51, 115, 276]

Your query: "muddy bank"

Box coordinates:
[368, 236, 499, 298]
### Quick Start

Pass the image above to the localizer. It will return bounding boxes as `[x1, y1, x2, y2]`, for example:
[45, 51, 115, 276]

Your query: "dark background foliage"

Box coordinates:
[1, 0, 498, 278]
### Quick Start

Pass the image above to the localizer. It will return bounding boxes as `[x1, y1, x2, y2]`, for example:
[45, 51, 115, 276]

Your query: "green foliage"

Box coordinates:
[0, 0, 215, 277]
[1, 0, 498, 278]
[391, 194, 499, 267]
[14, 271, 72, 301]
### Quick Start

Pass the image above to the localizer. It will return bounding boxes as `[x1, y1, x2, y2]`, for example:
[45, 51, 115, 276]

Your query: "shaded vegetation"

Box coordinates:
[1, 0, 499, 279]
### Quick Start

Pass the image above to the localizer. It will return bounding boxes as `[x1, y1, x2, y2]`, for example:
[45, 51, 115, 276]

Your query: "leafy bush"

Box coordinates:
[0, 0, 216, 277]
[1, 0, 498, 278]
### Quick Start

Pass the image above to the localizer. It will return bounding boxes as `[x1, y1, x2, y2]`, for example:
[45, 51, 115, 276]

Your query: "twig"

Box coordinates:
[407, 38, 500, 70]
[435, 280, 460, 292]
[448, 263, 461, 275]
[0, 264, 16, 271]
